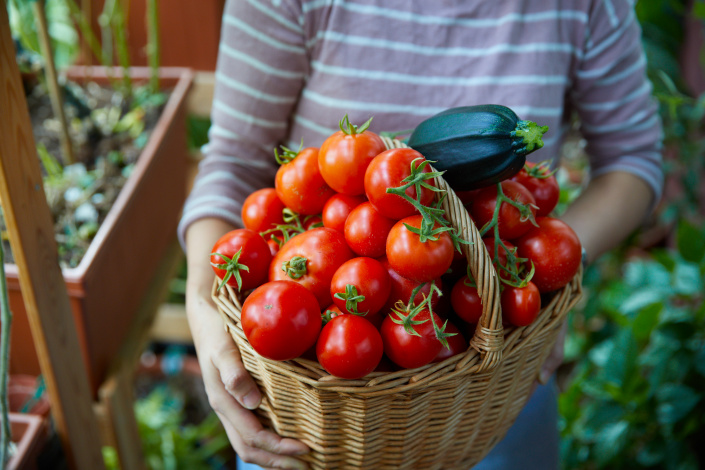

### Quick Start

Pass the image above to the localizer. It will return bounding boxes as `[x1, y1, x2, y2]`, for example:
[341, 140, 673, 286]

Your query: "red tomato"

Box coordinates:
[483, 238, 518, 281]
[330, 257, 391, 318]
[269, 227, 354, 308]
[432, 321, 467, 362]
[211, 229, 272, 291]
[303, 214, 323, 230]
[468, 180, 537, 240]
[323, 303, 345, 321]
[381, 308, 443, 369]
[241, 188, 285, 239]
[318, 116, 386, 195]
[241, 280, 321, 360]
[515, 217, 581, 293]
[363, 148, 436, 220]
[275, 147, 335, 215]
[267, 238, 280, 257]
[450, 276, 483, 324]
[386, 215, 454, 283]
[316, 315, 384, 379]
[344, 202, 396, 258]
[322, 193, 366, 232]
[379, 256, 442, 314]
[511, 162, 560, 217]
[501, 281, 541, 327]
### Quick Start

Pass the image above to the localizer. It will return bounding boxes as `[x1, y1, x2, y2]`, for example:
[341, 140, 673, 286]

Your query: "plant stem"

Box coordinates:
[33, 0, 76, 165]
[108, 0, 132, 96]
[146, 0, 160, 94]
[0, 236, 13, 467]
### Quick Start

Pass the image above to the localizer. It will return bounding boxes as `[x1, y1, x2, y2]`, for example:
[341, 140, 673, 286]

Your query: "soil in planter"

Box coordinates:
[1, 76, 167, 269]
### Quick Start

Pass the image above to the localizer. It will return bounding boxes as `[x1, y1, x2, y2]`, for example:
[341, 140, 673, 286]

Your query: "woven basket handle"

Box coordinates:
[380, 137, 503, 373]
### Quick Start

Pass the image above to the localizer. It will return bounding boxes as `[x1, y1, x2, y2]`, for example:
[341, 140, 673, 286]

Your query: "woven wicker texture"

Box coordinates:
[212, 138, 583, 469]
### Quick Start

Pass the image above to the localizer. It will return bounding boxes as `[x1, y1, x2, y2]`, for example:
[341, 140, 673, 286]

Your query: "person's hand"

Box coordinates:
[538, 321, 567, 385]
[188, 292, 310, 469]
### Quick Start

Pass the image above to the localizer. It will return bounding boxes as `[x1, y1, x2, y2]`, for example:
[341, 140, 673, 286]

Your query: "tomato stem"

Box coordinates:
[524, 160, 557, 179]
[333, 284, 368, 315]
[211, 248, 250, 291]
[282, 256, 308, 279]
[339, 114, 373, 136]
[479, 183, 537, 288]
[274, 139, 304, 165]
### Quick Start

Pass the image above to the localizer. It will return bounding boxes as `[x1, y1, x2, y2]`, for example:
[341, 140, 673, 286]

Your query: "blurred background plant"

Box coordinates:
[558, 1, 705, 468]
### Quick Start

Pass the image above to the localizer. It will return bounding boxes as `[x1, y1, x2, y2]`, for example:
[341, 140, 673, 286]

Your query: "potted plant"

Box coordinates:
[4, 0, 193, 393]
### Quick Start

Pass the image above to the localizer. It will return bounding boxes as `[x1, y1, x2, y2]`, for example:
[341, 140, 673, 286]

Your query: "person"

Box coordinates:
[178, 1, 663, 468]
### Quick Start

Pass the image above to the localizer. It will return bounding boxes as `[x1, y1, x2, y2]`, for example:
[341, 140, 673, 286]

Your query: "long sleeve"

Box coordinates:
[570, 0, 664, 205]
[177, 0, 308, 248]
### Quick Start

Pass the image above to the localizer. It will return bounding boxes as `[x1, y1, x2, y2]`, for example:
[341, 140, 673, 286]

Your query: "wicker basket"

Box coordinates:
[212, 137, 583, 469]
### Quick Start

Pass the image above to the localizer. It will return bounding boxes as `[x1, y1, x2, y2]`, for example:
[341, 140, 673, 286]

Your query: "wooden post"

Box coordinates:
[0, 7, 105, 470]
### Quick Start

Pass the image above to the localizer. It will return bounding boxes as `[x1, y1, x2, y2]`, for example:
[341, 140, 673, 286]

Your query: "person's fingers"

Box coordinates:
[211, 343, 262, 410]
[202, 356, 310, 458]
[216, 409, 309, 470]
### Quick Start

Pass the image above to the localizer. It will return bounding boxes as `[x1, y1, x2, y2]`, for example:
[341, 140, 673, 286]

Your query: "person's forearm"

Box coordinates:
[560, 171, 654, 264]
[184, 218, 237, 346]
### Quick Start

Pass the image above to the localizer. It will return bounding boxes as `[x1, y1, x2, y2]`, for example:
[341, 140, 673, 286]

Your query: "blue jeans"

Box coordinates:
[237, 377, 559, 469]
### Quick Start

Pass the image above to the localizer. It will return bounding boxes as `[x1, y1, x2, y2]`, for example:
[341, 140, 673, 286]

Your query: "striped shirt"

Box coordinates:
[178, 0, 664, 247]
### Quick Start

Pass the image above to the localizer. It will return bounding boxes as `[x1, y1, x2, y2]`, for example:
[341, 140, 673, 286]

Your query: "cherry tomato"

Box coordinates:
[363, 148, 436, 220]
[323, 303, 345, 321]
[501, 281, 541, 327]
[275, 147, 336, 215]
[386, 215, 454, 283]
[270, 227, 354, 308]
[515, 217, 581, 293]
[241, 188, 285, 239]
[344, 202, 396, 258]
[511, 162, 559, 217]
[432, 321, 467, 362]
[330, 257, 391, 319]
[211, 229, 272, 291]
[483, 238, 518, 281]
[241, 280, 321, 360]
[302, 214, 323, 230]
[322, 193, 366, 232]
[379, 256, 443, 314]
[318, 116, 386, 195]
[468, 180, 537, 240]
[267, 238, 280, 257]
[450, 276, 483, 324]
[316, 315, 384, 379]
[381, 308, 443, 369]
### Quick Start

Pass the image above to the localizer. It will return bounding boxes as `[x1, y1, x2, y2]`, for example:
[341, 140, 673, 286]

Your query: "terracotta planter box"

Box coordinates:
[5, 66, 193, 394]
[7, 413, 48, 470]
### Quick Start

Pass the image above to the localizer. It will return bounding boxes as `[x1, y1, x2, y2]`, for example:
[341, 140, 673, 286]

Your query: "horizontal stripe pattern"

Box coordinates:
[178, 0, 664, 248]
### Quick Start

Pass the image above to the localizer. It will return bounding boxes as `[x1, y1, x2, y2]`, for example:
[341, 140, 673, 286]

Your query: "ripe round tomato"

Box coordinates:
[323, 303, 345, 321]
[275, 147, 335, 215]
[241, 280, 321, 360]
[344, 202, 396, 258]
[241, 188, 285, 239]
[511, 162, 559, 217]
[450, 276, 483, 324]
[381, 308, 443, 369]
[386, 215, 454, 283]
[363, 148, 436, 220]
[379, 256, 442, 314]
[515, 217, 581, 293]
[269, 227, 354, 308]
[267, 238, 280, 257]
[211, 229, 272, 291]
[322, 193, 366, 232]
[330, 257, 391, 319]
[432, 321, 467, 362]
[318, 117, 386, 195]
[316, 315, 384, 379]
[468, 180, 537, 240]
[483, 238, 519, 282]
[501, 281, 541, 327]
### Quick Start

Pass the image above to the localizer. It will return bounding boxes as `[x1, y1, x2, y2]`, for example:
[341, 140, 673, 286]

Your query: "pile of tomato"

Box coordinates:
[211, 116, 582, 380]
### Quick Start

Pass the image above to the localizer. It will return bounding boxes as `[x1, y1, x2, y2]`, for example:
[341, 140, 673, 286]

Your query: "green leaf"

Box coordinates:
[694, 344, 705, 378]
[636, 438, 666, 466]
[656, 384, 700, 425]
[620, 289, 667, 317]
[672, 261, 703, 296]
[677, 219, 705, 263]
[602, 329, 638, 389]
[631, 302, 662, 341]
[594, 420, 629, 466]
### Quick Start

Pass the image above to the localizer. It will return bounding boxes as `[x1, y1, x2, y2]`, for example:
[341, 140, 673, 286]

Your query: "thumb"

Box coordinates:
[212, 345, 262, 410]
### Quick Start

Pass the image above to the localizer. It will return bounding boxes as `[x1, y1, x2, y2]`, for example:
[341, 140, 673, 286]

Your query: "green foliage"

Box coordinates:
[103, 385, 230, 470]
[560, 220, 705, 469]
